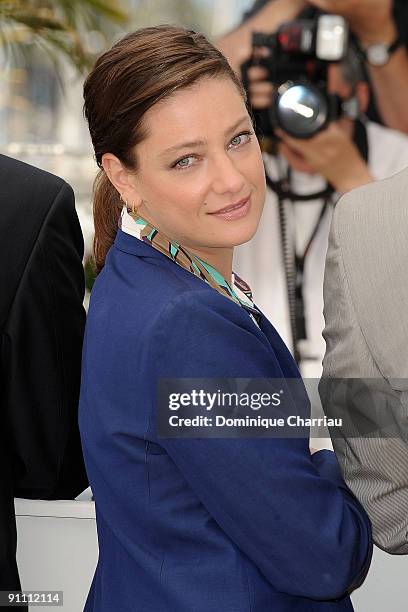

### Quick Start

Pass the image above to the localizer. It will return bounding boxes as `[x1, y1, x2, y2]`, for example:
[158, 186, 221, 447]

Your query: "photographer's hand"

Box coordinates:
[247, 64, 274, 109]
[306, 1, 408, 133]
[276, 123, 373, 193]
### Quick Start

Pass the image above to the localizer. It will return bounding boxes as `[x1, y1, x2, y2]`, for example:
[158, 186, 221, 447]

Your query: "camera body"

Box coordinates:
[242, 14, 357, 139]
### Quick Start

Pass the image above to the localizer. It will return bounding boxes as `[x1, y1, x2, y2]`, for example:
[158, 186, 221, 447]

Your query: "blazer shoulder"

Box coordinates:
[0, 154, 75, 241]
[90, 262, 263, 355]
[334, 166, 408, 238]
[0, 153, 67, 193]
[0, 157, 78, 329]
[328, 167, 408, 381]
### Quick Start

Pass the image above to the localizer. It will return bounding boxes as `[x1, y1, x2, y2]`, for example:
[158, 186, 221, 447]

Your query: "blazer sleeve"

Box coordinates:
[319, 194, 408, 554]
[1, 181, 88, 499]
[151, 290, 372, 601]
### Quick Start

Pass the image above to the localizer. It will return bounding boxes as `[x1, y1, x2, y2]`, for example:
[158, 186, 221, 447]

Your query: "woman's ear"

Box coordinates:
[101, 153, 141, 204]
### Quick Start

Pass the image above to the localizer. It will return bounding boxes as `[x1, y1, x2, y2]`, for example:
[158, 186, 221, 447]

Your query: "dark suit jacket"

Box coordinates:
[79, 228, 372, 611]
[0, 154, 88, 600]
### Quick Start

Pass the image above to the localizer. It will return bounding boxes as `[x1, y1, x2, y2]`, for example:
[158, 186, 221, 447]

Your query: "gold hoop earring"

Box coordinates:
[120, 193, 141, 216]
[131, 201, 141, 215]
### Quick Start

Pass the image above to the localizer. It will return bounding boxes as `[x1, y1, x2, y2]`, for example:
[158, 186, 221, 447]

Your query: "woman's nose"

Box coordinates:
[209, 154, 246, 195]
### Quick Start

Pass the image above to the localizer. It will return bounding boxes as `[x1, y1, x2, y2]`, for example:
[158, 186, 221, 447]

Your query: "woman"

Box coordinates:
[79, 25, 372, 611]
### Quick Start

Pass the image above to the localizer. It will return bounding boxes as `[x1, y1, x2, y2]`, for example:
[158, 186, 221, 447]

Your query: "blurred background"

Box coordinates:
[0, 0, 253, 298]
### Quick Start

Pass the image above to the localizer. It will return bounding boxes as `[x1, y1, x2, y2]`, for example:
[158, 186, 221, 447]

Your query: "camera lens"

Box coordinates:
[273, 83, 329, 138]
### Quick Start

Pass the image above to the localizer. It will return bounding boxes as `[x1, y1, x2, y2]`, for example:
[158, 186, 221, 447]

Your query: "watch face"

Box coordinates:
[366, 43, 389, 66]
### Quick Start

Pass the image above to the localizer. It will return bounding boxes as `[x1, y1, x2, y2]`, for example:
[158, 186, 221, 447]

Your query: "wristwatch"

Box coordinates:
[360, 38, 401, 67]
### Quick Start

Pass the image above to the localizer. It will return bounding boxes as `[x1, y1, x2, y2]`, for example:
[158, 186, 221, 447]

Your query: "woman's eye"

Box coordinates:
[173, 156, 195, 170]
[171, 131, 253, 170]
[230, 131, 253, 148]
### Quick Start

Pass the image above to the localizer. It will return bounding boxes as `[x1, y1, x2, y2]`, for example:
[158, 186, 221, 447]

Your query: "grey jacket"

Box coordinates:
[320, 166, 408, 554]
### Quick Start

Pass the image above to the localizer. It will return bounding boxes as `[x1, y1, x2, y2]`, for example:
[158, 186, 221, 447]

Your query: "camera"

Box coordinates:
[242, 14, 359, 139]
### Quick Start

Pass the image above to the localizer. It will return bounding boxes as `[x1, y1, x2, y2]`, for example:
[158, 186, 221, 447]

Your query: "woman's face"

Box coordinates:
[126, 76, 266, 253]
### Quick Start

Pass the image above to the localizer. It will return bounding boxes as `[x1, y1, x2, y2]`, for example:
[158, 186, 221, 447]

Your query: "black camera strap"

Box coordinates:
[265, 172, 333, 202]
[267, 118, 368, 365]
[271, 172, 332, 365]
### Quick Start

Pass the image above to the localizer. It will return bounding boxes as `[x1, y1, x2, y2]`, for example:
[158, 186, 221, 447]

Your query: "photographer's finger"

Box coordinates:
[252, 45, 271, 60]
[249, 94, 273, 109]
[247, 65, 269, 82]
[248, 81, 273, 96]
[248, 81, 273, 108]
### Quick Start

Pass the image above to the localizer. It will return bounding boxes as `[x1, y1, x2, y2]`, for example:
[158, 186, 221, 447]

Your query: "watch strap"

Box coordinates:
[357, 36, 402, 66]
[387, 37, 402, 55]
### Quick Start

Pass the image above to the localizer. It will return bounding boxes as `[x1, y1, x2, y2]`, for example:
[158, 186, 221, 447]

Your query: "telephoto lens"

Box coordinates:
[273, 82, 329, 138]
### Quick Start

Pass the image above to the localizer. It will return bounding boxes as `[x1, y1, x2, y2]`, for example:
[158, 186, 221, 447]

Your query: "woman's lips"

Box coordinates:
[208, 195, 251, 221]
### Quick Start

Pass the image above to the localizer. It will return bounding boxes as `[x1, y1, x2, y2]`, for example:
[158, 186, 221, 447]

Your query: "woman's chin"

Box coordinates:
[230, 218, 260, 247]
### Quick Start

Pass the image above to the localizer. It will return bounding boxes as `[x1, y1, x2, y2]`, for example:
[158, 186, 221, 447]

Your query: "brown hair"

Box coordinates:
[83, 24, 249, 273]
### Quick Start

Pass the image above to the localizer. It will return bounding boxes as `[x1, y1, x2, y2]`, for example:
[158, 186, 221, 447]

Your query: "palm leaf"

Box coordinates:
[0, 0, 128, 73]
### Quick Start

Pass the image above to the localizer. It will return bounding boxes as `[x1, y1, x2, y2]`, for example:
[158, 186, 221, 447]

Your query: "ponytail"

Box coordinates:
[92, 170, 122, 274]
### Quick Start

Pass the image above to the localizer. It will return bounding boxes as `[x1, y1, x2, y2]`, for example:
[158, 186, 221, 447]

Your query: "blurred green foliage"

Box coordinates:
[0, 0, 129, 73]
[84, 253, 97, 292]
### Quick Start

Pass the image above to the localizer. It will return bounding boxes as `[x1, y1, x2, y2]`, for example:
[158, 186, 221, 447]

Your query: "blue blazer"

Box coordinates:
[79, 228, 372, 612]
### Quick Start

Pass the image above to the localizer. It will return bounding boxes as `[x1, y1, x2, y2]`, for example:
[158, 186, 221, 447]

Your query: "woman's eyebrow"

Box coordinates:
[160, 115, 250, 157]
